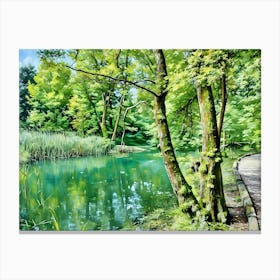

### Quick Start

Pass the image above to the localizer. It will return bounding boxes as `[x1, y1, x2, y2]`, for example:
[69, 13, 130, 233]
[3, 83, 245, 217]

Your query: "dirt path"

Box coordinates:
[238, 154, 261, 229]
[224, 182, 249, 230]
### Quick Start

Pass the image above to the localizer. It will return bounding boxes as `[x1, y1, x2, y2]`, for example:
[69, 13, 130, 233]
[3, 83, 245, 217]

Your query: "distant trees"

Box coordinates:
[19, 65, 36, 126]
[27, 62, 72, 131]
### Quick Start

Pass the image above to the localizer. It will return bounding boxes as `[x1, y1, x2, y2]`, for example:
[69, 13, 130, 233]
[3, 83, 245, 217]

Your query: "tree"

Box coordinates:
[223, 50, 261, 152]
[164, 50, 200, 150]
[153, 49, 199, 214]
[69, 50, 133, 140]
[196, 85, 227, 222]
[66, 75, 102, 135]
[66, 49, 199, 215]
[111, 94, 124, 141]
[19, 65, 36, 126]
[27, 62, 72, 131]
[186, 50, 230, 222]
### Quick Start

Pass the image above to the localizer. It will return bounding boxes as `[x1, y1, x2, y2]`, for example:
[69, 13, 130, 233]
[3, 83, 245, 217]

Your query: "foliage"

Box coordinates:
[223, 50, 261, 151]
[19, 65, 36, 126]
[129, 207, 230, 231]
[27, 62, 72, 131]
[21, 49, 260, 153]
[165, 49, 261, 153]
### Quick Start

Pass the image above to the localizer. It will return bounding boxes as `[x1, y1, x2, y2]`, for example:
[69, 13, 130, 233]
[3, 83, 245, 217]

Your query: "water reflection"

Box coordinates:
[20, 151, 177, 231]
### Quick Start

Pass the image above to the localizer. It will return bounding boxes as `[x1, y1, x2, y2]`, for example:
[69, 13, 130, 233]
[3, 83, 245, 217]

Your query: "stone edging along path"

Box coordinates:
[233, 154, 260, 231]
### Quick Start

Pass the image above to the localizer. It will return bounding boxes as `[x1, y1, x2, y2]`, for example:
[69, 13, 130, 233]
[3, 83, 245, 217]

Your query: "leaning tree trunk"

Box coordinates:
[154, 49, 198, 215]
[100, 92, 109, 138]
[197, 85, 228, 223]
[111, 95, 124, 142]
[120, 101, 145, 148]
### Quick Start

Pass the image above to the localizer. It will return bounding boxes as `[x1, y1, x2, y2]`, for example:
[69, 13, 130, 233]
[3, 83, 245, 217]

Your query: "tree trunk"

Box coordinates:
[121, 101, 145, 148]
[197, 85, 228, 222]
[83, 87, 102, 134]
[217, 74, 227, 143]
[108, 97, 114, 132]
[154, 49, 198, 214]
[100, 92, 109, 138]
[154, 95, 198, 211]
[111, 95, 124, 142]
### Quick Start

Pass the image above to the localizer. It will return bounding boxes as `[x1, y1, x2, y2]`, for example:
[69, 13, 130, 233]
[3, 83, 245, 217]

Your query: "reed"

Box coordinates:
[20, 130, 114, 162]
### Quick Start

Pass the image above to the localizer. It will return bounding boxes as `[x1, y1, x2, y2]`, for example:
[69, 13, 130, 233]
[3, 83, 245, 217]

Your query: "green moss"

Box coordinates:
[199, 162, 208, 174]
[215, 157, 222, 163]
[207, 183, 215, 189]
[177, 185, 187, 196]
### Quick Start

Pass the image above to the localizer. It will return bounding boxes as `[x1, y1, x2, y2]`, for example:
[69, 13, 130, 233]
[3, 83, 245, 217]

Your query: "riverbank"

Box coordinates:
[121, 207, 230, 231]
[121, 150, 260, 231]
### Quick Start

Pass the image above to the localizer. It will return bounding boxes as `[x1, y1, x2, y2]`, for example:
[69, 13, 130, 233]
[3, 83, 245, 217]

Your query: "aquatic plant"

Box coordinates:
[19, 130, 114, 162]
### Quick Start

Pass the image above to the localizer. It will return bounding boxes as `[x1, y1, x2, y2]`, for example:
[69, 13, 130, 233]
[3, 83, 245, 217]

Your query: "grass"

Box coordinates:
[121, 207, 230, 231]
[20, 130, 114, 163]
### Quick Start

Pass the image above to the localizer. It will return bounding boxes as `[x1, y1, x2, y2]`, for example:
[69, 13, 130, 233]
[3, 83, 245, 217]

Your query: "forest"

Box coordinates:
[19, 49, 261, 231]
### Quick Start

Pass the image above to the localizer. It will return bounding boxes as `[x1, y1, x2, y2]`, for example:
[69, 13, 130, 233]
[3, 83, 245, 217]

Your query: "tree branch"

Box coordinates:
[116, 49, 121, 69]
[134, 79, 156, 85]
[176, 95, 197, 114]
[66, 65, 159, 97]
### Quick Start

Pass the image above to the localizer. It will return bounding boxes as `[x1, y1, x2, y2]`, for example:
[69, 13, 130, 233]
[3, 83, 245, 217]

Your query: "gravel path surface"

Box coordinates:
[238, 154, 261, 229]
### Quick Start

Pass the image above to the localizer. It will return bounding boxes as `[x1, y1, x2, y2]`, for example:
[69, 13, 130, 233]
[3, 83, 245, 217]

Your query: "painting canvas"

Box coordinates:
[19, 49, 261, 232]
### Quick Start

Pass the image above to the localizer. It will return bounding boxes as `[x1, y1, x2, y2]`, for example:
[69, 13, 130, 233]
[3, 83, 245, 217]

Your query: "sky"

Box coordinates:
[19, 49, 74, 69]
[19, 49, 40, 69]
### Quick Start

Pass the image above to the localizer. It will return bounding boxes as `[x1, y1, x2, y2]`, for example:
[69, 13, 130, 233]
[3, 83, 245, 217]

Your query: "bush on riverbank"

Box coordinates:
[121, 207, 230, 231]
[20, 130, 114, 163]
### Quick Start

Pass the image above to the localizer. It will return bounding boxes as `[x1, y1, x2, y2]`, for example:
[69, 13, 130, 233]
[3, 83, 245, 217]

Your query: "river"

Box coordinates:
[19, 150, 177, 231]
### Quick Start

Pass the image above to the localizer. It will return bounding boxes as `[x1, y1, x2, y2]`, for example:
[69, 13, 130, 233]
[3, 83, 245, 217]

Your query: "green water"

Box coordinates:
[20, 150, 177, 231]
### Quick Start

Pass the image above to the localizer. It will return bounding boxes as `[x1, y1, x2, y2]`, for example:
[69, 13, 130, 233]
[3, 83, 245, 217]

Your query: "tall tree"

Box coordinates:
[186, 50, 230, 222]
[19, 65, 36, 126]
[111, 94, 125, 141]
[196, 85, 227, 222]
[67, 75, 102, 135]
[153, 49, 199, 213]
[27, 62, 72, 131]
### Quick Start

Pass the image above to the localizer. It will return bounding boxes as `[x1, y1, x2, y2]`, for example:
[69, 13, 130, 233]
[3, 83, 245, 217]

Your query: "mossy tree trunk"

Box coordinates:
[197, 85, 228, 222]
[154, 49, 199, 215]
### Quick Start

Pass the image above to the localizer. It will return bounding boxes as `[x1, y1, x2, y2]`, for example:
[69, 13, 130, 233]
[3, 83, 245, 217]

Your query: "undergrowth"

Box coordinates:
[121, 208, 230, 231]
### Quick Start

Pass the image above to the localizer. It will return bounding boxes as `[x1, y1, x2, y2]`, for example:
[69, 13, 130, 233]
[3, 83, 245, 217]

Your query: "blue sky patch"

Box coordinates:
[19, 49, 40, 68]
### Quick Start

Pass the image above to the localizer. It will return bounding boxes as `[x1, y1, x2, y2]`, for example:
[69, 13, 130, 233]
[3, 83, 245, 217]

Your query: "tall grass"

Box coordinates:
[20, 130, 114, 163]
